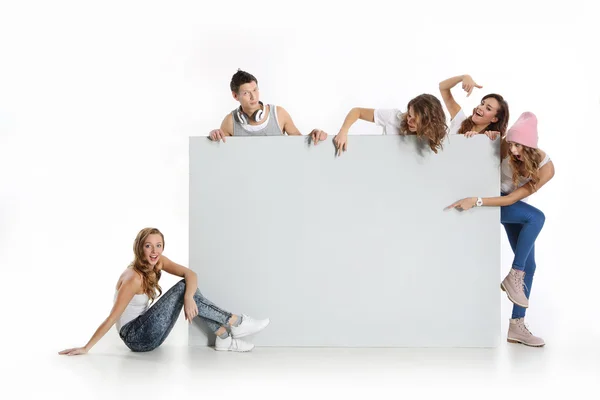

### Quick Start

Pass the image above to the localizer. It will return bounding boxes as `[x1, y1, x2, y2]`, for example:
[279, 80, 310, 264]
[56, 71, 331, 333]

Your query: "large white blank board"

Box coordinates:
[189, 135, 500, 347]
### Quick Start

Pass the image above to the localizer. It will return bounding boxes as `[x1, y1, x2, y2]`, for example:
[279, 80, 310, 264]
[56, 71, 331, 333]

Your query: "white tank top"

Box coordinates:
[501, 153, 551, 200]
[114, 291, 149, 332]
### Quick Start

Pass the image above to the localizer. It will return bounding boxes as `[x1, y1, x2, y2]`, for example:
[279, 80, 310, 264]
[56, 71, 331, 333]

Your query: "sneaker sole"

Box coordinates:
[232, 319, 271, 339]
[507, 338, 545, 347]
[214, 346, 254, 352]
[500, 282, 529, 308]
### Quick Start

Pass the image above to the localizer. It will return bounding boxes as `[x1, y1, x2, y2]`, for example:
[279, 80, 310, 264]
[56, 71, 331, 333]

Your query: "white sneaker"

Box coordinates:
[230, 314, 270, 338]
[214, 335, 255, 352]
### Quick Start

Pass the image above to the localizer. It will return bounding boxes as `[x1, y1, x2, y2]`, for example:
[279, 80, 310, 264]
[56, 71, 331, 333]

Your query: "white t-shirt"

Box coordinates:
[375, 107, 463, 138]
[373, 108, 403, 135]
[448, 109, 467, 136]
[501, 153, 551, 202]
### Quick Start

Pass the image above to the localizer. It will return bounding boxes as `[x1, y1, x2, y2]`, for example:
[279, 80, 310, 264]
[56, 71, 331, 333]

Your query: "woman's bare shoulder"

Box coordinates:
[116, 267, 143, 292]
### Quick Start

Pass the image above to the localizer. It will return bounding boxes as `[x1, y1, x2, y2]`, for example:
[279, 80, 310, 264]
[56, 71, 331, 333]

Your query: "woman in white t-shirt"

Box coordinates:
[329, 94, 448, 156]
[439, 74, 510, 140]
[446, 112, 555, 347]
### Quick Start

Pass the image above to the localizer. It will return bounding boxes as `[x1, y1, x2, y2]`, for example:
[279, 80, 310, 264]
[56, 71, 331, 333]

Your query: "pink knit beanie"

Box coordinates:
[506, 112, 538, 149]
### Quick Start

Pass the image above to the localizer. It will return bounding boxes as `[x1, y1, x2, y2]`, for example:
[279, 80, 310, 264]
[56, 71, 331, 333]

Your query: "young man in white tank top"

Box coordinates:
[208, 69, 327, 142]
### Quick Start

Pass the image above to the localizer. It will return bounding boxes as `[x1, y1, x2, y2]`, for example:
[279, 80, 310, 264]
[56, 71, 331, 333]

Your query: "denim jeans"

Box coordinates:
[119, 279, 232, 352]
[500, 193, 546, 319]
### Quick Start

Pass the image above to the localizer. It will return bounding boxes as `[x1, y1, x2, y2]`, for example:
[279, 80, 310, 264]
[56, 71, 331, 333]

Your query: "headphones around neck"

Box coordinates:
[237, 101, 265, 125]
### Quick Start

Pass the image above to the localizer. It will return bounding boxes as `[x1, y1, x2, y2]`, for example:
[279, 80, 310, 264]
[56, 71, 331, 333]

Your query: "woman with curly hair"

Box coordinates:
[446, 112, 555, 347]
[59, 228, 270, 355]
[323, 94, 448, 156]
[439, 74, 510, 140]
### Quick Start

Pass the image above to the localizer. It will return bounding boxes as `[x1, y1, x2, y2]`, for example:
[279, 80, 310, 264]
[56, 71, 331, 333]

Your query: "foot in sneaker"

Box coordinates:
[501, 268, 529, 308]
[507, 318, 545, 347]
[214, 335, 255, 352]
[230, 314, 270, 338]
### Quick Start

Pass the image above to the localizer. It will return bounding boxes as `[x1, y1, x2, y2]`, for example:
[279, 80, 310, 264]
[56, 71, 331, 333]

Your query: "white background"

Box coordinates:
[1, 0, 599, 397]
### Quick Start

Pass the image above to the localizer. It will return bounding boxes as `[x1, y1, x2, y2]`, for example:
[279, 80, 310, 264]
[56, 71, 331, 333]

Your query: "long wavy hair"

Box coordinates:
[130, 227, 164, 302]
[458, 94, 509, 135]
[400, 94, 447, 153]
[509, 146, 544, 192]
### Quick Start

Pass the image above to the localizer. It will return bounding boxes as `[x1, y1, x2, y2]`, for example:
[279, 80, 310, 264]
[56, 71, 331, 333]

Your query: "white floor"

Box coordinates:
[9, 319, 599, 400]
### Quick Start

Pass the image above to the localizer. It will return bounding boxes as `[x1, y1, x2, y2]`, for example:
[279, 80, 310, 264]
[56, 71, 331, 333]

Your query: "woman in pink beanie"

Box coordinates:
[439, 74, 510, 139]
[446, 111, 555, 347]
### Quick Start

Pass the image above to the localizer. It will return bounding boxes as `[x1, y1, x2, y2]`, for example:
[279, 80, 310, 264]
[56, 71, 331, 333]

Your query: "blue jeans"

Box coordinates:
[500, 194, 546, 319]
[119, 279, 232, 352]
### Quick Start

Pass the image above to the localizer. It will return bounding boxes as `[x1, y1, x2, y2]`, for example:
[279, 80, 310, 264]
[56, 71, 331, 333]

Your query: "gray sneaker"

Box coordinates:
[501, 268, 529, 308]
[507, 318, 545, 347]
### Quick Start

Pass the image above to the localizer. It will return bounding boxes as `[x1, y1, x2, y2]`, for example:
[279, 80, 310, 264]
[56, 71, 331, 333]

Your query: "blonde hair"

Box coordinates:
[509, 146, 543, 192]
[130, 227, 164, 302]
[399, 94, 447, 154]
